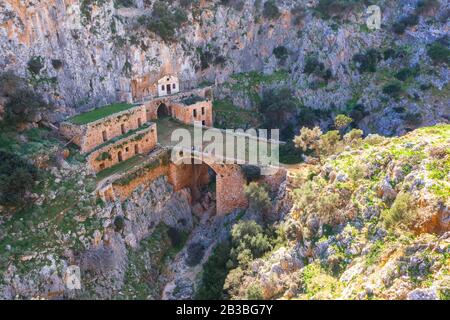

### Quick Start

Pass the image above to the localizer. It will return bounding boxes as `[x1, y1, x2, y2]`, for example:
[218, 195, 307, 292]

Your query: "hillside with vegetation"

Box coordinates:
[196, 123, 449, 300]
[0, 0, 448, 300]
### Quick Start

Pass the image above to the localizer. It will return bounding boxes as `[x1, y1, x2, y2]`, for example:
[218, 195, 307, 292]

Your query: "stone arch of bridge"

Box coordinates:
[169, 153, 248, 216]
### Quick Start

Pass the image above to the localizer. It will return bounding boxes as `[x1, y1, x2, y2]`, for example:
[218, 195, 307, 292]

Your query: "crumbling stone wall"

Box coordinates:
[171, 100, 213, 127]
[82, 105, 148, 153]
[60, 122, 85, 146]
[113, 165, 169, 201]
[143, 86, 213, 126]
[87, 124, 157, 173]
[168, 162, 210, 193]
[60, 104, 148, 153]
[131, 75, 155, 101]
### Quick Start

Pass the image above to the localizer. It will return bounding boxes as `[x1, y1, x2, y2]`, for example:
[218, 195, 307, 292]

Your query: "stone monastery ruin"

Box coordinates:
[60, 74, 285, 216]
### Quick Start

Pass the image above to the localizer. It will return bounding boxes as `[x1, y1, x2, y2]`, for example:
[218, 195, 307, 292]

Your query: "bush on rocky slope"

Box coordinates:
[138, 2, 188, 41]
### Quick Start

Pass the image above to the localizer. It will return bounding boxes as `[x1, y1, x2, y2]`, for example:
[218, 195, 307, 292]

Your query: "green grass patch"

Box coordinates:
[68, 103, 137, 125]
[213, 99, 262, 129]
[95, 154, 146, 181]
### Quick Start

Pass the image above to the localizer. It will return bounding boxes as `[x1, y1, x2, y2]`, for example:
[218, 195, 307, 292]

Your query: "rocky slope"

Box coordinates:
[0, 0, 449, 300]
[1, 0, 449, 134]
[224, 124, 449, 300]
[0, 127, 194, 299]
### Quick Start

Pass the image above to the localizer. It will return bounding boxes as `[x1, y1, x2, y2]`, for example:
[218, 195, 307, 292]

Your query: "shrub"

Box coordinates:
[383, 48, 397, 60]
[259, 87, 297, 130]
[302, 263, 341, 299]
[0, 151, 39, 206]
[427, 40, 450, 66]
[220, 0, 245, 11]
[230, 221, 272, 268]
[167, 227, 184, 247]
[115, 0, 134, 8]
[343, 128, 363, 146]
[318, 130, 341, 156]
[304, 55, 324, 75]
[95, 152, 111, 161]
[293, 126, 323, 160]
[314, 0, 359, 20]
[364, 134, 386, 146]
[180, 0, 198, 8]
[244, 182, 272, 215]
[5, 88, 50, 124]
[303, 55, 332, 80]
[352, 48, 381, 73]
[173, 7, 188, 25]
[348, 103, 368, 122]
[197, 47, 225, 70]
[348, 161, 366, 181]
[224, 267, 245, 298]
[246, 283, 264, 300]
[392, 14, 419, 34]
[263, 0, 280, 19]
[334, 114, 352, 131]
[403, 112, 423, 126]
[27, 56, 45, 75]
[138, 2, 188, 41]
[279, 141, 304, 164]
[382, 192, 418, 229]
[415, 0, 440, 15]
[113, 215, 125, 232]
[382, 81, 403, 99]
[185, 242, 205, 266]
[195, 242, 231, 299]
[395, 66, 419, 81]
[273, 46, 289, 62]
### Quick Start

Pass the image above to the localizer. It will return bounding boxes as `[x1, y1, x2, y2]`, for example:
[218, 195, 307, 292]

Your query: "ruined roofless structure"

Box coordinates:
[60, 74, 213, 173]
[59, 74, 285, 216]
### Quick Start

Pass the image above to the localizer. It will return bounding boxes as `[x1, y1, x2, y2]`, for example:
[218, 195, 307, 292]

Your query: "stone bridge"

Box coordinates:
[168, 147, 285, 216]
[169, 148, 248, 216]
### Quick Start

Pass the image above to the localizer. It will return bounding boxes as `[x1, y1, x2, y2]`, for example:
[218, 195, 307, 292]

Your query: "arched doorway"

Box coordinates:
[157, 103, 169, 118]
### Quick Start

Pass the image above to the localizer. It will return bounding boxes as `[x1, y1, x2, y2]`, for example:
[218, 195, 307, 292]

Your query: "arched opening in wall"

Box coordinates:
[190, 160, 217, 217]
[118, 151, 123, 162]
[134, 144, 139, 155]
[157, 103, 169, 118]
[137, 117, 142, 127]
[121, 124, 126, 134]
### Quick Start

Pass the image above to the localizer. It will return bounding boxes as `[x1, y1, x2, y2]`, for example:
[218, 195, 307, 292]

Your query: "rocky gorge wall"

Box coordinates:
[0, 174, 194, 299]
[1, 0, 448, 135]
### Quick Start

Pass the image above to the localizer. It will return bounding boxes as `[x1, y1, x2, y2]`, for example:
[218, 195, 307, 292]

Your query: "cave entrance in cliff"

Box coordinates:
[190, 161, 217, 218]
[157, 103, 169, 118]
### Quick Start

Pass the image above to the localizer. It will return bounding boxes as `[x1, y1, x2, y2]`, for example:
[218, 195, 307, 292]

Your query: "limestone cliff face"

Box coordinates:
[1, 0, 448, 134]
